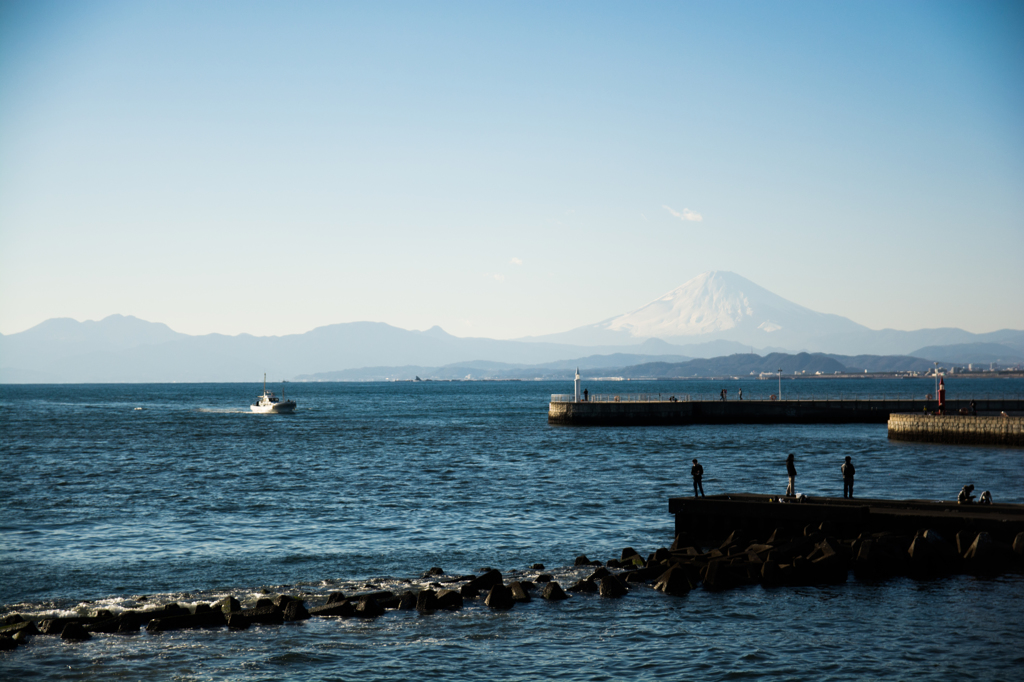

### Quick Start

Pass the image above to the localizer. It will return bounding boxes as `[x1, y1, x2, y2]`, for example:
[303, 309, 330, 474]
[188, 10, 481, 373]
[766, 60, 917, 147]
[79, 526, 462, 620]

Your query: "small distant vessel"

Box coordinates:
[251, 374, 296, 414]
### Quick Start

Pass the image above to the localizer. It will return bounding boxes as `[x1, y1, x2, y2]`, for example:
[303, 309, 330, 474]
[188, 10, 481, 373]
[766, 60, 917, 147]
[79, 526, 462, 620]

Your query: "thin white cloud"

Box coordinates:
[663, 205, 703, 222]
[493, 273, 505, 281]
[510, 257, 523, 265]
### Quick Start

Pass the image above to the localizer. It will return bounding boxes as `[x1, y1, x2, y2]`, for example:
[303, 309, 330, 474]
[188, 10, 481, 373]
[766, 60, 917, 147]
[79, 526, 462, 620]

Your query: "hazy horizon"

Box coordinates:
[2, 1, 1022, 338]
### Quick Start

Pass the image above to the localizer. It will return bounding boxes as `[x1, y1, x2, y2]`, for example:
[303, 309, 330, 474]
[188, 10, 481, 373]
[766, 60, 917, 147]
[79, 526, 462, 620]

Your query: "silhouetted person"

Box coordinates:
[583, 388, 588, 402]
[979, 490, 992, 505]
[691, 459, 705, 497]
[841, 456, 855, 498]
[970, 400, 976, 415]
[786, 453, 797, 497]
[957, 484, 975, 504]
[738, 388, 743, 400]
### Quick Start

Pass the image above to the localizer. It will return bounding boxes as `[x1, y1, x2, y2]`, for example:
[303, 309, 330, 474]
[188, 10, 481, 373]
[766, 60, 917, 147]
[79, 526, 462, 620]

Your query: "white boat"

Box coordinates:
[251, 375, 296, 414]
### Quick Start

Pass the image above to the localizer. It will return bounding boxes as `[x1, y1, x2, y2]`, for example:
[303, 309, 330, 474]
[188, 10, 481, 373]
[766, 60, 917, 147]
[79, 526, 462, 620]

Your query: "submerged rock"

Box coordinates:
[436, 589, 463, 611]
[484, 584, 515, 610]
[598, 575, 628, 599]
[541, 582, 568, 601]
[61, 622, 92, 641]
[309, 601, 355, 618]
[653, 566, 691, 596]
[508, 582, 531, 603]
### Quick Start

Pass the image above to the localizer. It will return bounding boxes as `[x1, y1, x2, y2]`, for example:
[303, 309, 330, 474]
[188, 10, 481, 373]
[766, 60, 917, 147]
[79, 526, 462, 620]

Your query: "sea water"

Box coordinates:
[1, 378, 1023, 681]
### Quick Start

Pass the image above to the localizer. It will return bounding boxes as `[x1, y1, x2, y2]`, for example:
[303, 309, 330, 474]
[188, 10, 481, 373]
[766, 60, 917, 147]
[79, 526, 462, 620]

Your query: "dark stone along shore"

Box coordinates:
[3, 503, 1023, 651]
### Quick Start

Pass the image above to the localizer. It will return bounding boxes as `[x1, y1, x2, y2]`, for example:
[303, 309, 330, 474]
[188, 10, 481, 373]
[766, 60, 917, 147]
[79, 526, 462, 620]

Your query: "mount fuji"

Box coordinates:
[522, 271, 1024, 356]
[524, 272, 866, 348]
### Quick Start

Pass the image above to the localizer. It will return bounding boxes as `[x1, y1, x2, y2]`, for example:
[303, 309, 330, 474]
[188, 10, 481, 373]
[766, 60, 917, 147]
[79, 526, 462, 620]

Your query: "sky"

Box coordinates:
[1, 0, 1022, 339]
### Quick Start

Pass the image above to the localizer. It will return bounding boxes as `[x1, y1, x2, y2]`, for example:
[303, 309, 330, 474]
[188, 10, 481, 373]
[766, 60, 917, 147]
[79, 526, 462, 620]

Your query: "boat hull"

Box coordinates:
[250, 401, 296, 414]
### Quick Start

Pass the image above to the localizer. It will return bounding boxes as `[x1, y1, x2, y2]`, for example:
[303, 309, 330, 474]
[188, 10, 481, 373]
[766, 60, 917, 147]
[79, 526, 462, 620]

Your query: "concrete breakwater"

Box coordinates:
[549, 397, 1024, 426]
[666, 493, 1024, 590]
[888, 413, 1024, 446]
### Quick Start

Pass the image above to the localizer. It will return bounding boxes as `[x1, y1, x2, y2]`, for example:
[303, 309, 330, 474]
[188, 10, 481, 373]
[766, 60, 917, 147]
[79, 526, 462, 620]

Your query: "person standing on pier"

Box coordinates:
[785, 453, 797, 497]
[841, 456, 856, 498]
[691, 459, 705, 497]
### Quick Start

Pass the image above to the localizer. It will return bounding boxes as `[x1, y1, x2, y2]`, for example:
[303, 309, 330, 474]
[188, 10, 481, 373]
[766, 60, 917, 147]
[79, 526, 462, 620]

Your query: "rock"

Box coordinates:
[530, 563, 545, 570]
[652, 548, 671, 564]
[810, 552, 849, 584]
[541, 582, 568, 601]
[624, 565, 662, 583]
[598, 575, 628, 599]
[424, 567, 445, 577]
[0, 621, 39, 639]
[273, 595, 299, 610]
[283, 601, 310, 621]
[39, 618, 85, 635]
[226, 613, 251, 630]
[955, 531, 977, 557]
[354, 596, 385, 619]
[146, 610, 227, 632]
[568, 579, 597, 594]
[416, 590, 438, 614]
[86, 612, 141, 634]
[61, 622, 92, 641]
[574, 555, 592, 566]
[1013, 532, 1024, 556]
[720, 530, 746, 549]
[621, 547, 640, 561]
[535, 574, 553, 583]
[587, 567, 610, 582]
[214, 597, 241, 614]
[701, 561, 744, 591]
[484, 584, 515, 610]
[240, 605, 284, 625]
[462, 569, 503, 598]
[760, 560, 784, 587]
[255, 598, 275, 609]
[653, 566, 691, 596]
[509, 582, 531, 603]
[437, 589, 463, 611]
[156, 604, 191, 619]
[397, 591, 417, 610]
[0, 637, 17, 651]
[376, 593, 402, 610]
[605, 559, 623, 569]
[908, 530, 959, 576]
[854, 536, 909, 579]
[2, 614, 25, 625]
[309, 601, 355, 618]
[964, 532, 1016, 574]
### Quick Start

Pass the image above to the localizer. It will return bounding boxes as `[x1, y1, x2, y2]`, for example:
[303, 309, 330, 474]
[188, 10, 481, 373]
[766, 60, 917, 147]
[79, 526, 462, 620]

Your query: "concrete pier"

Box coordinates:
[549, 396, 1024, 426]
[669, 493, 1024, 544]
[888, 413, 1024, 447]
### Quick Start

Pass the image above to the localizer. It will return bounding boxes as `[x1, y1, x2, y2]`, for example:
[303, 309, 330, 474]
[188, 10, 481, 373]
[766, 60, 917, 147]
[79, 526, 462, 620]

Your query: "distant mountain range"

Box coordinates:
[1, 271, 1021, 383]
[521, 271, 1024, 357]
[295, 352, 944, 382]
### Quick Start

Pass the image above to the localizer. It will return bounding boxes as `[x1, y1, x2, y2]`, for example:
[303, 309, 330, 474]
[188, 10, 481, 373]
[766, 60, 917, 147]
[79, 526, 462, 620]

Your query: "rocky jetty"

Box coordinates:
[2, 516, 1022, 651]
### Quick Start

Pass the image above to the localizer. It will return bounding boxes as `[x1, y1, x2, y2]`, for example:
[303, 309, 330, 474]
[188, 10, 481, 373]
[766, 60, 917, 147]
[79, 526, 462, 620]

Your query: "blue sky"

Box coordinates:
[1, 0, 1021, 338]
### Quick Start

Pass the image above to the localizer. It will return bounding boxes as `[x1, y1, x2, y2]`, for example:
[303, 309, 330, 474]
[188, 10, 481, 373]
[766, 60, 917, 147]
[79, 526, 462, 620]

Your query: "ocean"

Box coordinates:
[2, 378, 1023, 680]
